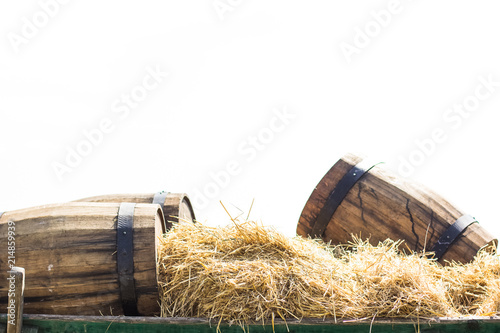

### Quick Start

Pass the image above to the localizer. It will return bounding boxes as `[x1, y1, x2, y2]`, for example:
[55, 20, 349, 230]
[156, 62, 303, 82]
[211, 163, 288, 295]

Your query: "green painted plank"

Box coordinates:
[2, 315, 500, 333]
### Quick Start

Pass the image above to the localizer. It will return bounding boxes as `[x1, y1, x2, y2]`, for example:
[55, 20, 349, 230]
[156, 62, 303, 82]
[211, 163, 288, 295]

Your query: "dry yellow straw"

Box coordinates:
[157, 220, 500, 326]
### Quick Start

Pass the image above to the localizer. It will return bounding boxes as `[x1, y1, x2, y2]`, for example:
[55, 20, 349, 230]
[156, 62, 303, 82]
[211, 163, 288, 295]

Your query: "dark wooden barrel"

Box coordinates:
[297, 153, 497, 263]
[74, 192, 196, 230]
[0, 202, 164, 316]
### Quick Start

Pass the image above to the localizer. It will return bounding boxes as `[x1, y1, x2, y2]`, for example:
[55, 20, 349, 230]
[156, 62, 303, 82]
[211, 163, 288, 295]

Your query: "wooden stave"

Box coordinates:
[297, 153, 497, 263]
[74, 192, 196, 230]
[0, 202, 164, 316]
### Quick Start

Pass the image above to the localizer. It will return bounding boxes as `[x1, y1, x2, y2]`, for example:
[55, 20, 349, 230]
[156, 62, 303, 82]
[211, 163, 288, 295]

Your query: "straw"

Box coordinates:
[157, 220, 500, 326]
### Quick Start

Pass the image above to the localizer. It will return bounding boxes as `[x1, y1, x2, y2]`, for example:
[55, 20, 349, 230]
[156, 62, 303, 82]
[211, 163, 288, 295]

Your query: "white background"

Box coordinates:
[1, 1, 499, 239]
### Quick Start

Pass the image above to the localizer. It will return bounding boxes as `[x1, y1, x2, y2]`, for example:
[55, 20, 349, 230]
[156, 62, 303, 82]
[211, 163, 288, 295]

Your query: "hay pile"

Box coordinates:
[157, 220, 500, 325]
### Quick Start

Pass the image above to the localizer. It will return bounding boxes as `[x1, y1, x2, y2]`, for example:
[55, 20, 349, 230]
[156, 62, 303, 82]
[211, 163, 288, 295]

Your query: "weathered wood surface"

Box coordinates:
[0, 203, 164, 316]
[74, 193, 195, 229]
[2, 314, 500, 333]
[6, 267, 24, 333]
[298, 153, 497, 263]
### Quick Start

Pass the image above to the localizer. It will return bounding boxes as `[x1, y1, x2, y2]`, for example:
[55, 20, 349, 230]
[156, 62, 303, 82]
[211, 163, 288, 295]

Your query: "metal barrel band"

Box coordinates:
[430, 214, 478, 260]
[311, 159, 382, 238]
[117, 203, 139, 316]
[152, 191, 169, 231]
[152, 191, 169, 211]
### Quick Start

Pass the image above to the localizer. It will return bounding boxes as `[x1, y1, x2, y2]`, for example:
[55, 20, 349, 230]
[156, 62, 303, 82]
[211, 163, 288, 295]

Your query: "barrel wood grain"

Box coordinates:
[74, 193, 195, 230]
[0, 202, 164, 316]
[298, 153, 497, 263]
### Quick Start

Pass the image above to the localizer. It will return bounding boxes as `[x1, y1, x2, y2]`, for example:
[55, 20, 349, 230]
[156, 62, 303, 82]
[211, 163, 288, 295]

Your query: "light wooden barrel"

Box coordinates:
[0, 202, 164, 316]
[74, 192, 196, 230]
[298, 153, 497, 263]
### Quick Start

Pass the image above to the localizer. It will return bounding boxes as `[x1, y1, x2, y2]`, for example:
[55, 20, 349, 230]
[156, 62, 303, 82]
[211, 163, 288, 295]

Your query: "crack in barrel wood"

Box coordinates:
[297, 153, 497, 263]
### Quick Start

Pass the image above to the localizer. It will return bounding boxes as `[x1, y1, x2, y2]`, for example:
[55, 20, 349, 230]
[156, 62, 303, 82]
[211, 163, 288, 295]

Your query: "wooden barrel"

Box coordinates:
[0, 202, 164, 316]
[74, 192, 196, 230]
[298, 153, 497, 263]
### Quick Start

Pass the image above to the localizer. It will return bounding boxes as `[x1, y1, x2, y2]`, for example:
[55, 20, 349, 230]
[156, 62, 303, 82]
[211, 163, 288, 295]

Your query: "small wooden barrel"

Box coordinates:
[298, 153, 497, 263]
[0, 202, 164, 316]
[74, 192, 196, 230]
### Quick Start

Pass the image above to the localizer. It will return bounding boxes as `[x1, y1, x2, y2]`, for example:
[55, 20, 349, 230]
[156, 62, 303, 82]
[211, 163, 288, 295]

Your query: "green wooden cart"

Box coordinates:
[2, 314, 500, 333]
[4, 267, 500, 332]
